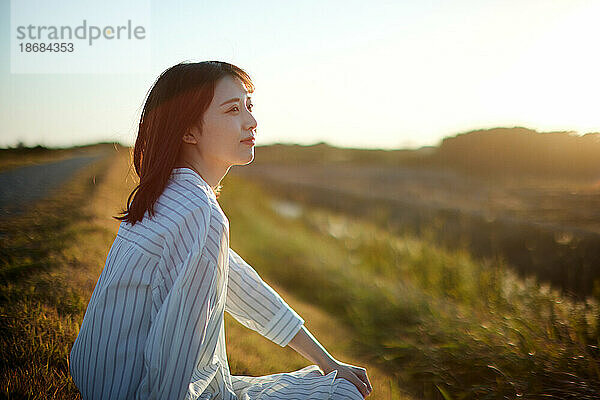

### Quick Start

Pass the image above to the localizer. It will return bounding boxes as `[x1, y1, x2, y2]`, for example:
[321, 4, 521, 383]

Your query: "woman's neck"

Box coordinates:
[175, 159, 228, 191]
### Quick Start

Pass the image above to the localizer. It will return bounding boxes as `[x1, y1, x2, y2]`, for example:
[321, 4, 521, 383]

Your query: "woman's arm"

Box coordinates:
[225, 248, 305, 347]
[287, 325, 373, 398]
[286, 325, 335, 371]
[223, 249, 372, 397]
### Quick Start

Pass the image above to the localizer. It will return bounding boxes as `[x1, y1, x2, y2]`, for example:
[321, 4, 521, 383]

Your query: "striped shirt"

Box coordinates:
[69, 167, 313, 399]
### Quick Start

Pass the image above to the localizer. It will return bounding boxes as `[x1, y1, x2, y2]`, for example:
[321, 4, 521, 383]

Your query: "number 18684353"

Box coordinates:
[19, 42, 74, 52]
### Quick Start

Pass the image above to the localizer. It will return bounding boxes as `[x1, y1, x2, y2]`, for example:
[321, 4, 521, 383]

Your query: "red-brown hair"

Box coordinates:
[114, 61, 254, 225]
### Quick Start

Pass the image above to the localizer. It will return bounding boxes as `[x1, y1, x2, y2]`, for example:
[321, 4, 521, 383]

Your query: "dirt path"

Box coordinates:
[0, 154, 107, 218]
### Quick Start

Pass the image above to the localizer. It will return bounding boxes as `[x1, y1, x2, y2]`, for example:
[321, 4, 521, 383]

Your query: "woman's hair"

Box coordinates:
[114, 61, 254, 225]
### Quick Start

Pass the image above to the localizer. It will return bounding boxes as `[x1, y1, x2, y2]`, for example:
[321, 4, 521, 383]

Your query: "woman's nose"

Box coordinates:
[247, 113, 257, 131]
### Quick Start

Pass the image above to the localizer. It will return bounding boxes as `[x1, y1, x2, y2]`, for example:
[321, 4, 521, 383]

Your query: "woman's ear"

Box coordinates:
[182, 130, 198, 145]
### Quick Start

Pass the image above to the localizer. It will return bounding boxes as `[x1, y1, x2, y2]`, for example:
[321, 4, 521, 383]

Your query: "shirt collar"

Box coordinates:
[170, 167, 215, 195]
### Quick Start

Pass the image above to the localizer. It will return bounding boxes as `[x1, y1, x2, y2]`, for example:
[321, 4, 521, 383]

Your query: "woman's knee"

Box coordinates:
[330, 377, 363, 400]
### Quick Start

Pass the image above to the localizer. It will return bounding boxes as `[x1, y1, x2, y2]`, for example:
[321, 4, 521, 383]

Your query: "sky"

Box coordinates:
[1, 0, 599, 150]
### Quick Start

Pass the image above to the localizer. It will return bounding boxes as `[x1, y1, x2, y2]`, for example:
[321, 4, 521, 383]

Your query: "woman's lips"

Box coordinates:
[241, 138, 255, 146]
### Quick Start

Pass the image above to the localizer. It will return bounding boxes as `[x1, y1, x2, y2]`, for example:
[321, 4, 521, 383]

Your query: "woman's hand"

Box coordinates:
[321, 358, 373, 398]
[286, 326, 373, 397]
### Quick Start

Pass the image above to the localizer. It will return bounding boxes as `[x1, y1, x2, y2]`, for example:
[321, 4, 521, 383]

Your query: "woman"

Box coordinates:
[69, 61, 372, 400]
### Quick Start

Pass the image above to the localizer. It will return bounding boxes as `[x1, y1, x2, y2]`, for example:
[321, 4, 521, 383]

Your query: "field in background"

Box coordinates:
[236, 141, 600, 299]
[222, 168, 600, 399]
[1, 138, 599, 399]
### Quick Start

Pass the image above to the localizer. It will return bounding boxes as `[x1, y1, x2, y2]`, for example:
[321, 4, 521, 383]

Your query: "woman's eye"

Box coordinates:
[229, 104, 253, 113]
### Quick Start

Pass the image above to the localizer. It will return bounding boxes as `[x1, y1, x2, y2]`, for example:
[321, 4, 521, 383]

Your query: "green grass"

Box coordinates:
[0, 155, 114, 399]
[220, 172, 600, 399]
[2, 145, 598, 399]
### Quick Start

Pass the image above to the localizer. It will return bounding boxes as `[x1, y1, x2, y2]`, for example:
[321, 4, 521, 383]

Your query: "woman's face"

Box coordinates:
[191, 75, 257, 169]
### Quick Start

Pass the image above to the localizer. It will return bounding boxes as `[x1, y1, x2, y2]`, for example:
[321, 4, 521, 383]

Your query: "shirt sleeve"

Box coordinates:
[225, 247, 305, 347]
[138, 203, 218, 400]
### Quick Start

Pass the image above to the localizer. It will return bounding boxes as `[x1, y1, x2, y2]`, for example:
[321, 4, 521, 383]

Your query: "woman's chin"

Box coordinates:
[235, 152, 254, 166]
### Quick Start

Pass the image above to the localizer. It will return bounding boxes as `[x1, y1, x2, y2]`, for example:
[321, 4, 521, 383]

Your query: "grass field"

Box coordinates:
[0, 149, 407, 399]
[234, 157, 600, 299]
[221, 169, 600, 399]
[1, 146, 599, 399]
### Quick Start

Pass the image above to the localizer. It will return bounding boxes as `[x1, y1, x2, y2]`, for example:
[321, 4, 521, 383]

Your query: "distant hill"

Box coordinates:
[6, 128, 599, 180]
[253, 128, 600, 180]
[252, 142, 435, 166]
[430, 127, 600, 179]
